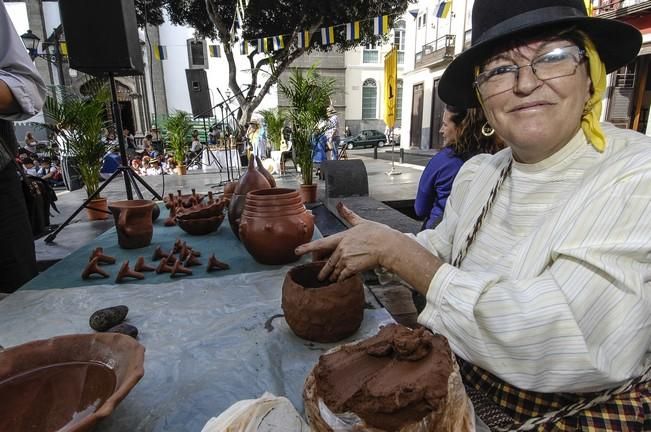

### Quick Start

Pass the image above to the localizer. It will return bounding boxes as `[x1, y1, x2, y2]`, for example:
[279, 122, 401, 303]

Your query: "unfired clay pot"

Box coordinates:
[282, 261, 364, 343]
[239, 188, 314, 265]
[109, 200, 155, 249]
[0, 333, 144, 432]
[228, 156, 272, 239]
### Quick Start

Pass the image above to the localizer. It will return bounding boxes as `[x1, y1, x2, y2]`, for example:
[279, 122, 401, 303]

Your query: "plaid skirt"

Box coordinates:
[459, 359, 651, 431]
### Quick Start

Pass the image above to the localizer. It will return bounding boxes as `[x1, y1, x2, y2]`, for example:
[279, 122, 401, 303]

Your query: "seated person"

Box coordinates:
[37, 158, 63, 186]
[21, 157, 39, 176]
[130, 156, 142, 172]
[146, 159, 162, 176]
[100, 146, 121, 180]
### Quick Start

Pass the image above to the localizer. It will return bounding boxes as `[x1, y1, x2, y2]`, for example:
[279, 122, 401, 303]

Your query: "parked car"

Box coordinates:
[342, 129, 387, 149]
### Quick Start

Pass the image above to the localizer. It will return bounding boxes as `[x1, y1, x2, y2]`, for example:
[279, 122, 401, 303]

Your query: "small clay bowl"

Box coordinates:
[282, 261, 364, 343]
[177, 214, 225, 235]
[0, 333, 144, 432]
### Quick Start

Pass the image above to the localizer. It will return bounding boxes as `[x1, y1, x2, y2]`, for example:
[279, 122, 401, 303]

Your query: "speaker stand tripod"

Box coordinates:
[45, 73, 162, 244]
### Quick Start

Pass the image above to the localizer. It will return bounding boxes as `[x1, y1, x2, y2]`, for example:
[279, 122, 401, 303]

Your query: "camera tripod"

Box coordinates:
[44, 73, 162, 244]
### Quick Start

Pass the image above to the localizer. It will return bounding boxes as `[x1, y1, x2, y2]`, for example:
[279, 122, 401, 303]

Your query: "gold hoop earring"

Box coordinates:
[481, 123, 495, 137]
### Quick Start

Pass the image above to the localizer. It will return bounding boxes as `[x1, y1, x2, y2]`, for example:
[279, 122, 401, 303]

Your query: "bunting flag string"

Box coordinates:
[297, 30, 310, 49]
[321, 26, 335, 45]
[209, 44, 221, 57]
[373, 15, 389, 35]
[345, 21, 360, 41]
[240, 41, 250, 55]
[273, 35, 285, 50]
[154, 45, 167, 60]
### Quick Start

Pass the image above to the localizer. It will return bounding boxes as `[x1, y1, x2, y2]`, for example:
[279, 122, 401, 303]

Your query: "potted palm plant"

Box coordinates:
[41, 84, 111, 220]
[278, 66, 335, 203]
[163, 111, 193, 175]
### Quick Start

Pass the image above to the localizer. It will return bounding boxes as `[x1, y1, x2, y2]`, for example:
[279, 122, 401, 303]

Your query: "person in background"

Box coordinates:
[38, 158, 63, 186]
[0, 1, 46, 292]
[123, 128, 135, 149]
[146, 159, 162, 176]
[100, 146, 121, 180]
[24, 131, 38, 154]
[21, 157, 38, 176]
[415, 106, 501, 230]
[325, 105, 340, 160]
[296, 0, 651, 428]
[344, 125, 352, 137]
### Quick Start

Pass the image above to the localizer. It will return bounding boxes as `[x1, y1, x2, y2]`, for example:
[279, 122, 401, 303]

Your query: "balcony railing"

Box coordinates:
[594, 0, 651, 18]
[415, 34, 455, 69]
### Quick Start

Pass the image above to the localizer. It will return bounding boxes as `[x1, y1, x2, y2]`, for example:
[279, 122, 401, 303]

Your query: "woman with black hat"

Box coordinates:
[296, 0, 651, 429]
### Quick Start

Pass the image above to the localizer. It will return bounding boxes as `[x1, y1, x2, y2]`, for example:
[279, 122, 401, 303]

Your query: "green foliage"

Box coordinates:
[163, 111, 193, 165]
[39, 83, 110, 198]
[260, 108, 287, 151]
[277, 66, 334, 185]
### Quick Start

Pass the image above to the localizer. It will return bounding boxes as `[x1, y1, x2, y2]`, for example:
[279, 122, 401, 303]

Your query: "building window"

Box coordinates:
[394, 20, 406, 64]
[363, 43, 378, 63]
[187, 39, 208, 69]
[397, 79, 403, 120]
[362, 79, 377, 119]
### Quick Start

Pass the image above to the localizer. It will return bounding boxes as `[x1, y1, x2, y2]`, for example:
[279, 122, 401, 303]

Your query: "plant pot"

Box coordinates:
[299, 183, 318, 204]
[174, 165, 187, 176]
[86, 197, 109, 221]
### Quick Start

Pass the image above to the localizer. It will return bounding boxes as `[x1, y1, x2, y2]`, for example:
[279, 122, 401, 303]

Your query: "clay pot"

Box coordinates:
[222, 181, 238, 202]
[177, 214, 225, 235]
[86, 197, 110, 221]
[239, 189, 314, 265]
[151, 204, 161, 222]
[109, 200, 155, 249]
[299, 184, 318, 204]
[0, 333, 144, 432]
[282, 261, 364, 343]
[228, 157, 272, 239]
[174, 165, 187, 176]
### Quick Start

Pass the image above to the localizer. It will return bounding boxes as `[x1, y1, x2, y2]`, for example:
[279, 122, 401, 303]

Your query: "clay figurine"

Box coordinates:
[184, 254, 202, 267]
[156, 259, 174, 274]
[206, 254, 230, 272]
[165, 248, 177, 264]
[152, 245, 168, 261]
[134, 256, 155, 272]
[82, 257, 110, 280]
[89, 247, 116, 265]
[170, 258, 192, 278]
[115, 261, 145, 283]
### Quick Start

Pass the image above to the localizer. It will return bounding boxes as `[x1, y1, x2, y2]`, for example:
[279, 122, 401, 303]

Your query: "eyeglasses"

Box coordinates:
[474, 46, 586, 98]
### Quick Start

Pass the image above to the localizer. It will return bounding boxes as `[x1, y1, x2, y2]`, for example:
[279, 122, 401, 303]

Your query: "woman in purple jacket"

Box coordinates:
[415, 106, 501, 230]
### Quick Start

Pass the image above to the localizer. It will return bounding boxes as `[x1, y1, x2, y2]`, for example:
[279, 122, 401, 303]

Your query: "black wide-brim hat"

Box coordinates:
[439, 0, 642, 107]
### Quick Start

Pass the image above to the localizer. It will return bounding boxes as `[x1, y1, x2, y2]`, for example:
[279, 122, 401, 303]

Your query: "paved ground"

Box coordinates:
[38, 151, 427, 264]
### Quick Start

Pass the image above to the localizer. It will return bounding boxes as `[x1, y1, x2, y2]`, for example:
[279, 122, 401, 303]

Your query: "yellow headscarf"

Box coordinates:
[474, 32, 608, 152]
[579, 31, 607, 152]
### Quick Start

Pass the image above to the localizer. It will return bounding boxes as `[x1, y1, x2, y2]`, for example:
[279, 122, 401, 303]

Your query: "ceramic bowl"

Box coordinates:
[177, 214, 225, 235]
[0, 333, 145, 432]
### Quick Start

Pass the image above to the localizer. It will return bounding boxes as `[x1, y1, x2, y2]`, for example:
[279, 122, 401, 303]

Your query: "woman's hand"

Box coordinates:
[295, 202, 444, 295]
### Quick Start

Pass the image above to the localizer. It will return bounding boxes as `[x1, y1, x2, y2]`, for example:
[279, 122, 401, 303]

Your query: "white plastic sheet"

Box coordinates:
[0, 268, 393, 431]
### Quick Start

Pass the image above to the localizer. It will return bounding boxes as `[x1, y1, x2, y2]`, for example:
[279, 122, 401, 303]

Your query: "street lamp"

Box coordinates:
[20, 29, 40, 60]
[20, 29, 66, 65]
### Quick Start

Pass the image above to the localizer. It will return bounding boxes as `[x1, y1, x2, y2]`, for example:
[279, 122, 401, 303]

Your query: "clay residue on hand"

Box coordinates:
[314, 324, 453, 431]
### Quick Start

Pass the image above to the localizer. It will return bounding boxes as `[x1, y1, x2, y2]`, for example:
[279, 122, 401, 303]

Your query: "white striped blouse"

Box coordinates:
[416, 123, 651, 393]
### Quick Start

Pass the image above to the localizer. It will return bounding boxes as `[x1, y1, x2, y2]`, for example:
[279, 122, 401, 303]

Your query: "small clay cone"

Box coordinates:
[156, 259, 174, 274]
[134, 256, 155, 272]
[184, 243, 200, 257]
[166, 193, 175, 209]
[115, 261, 145, 283]
[152, 245, 167, 261]
[179, 244, 190, 261]
[174, 238, 184, 253]
[89, 247, 116, 265]
[184, 254, 202, 267]
[170, 258, 193, 278]
[164, 205, 177, 227]
[82, 257, 110, 280]
[206, 254, 230, 272]
[166, 248, 177, 264]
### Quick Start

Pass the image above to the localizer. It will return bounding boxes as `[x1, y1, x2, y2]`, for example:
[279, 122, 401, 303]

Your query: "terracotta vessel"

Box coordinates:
[239, 188, 314, 265]
[282, 261, 364, 343]
[0, 333, 144, 432]
[176, 198, 227, 236]
[222, 181, 238, 202]
[228, 156, 272, 239]
[109, 200, 155, 249]
[86, 197, 110, 221]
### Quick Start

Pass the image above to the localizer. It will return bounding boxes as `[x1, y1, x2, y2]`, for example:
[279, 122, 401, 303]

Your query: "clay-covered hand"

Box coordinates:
[295, 202, 404, 282]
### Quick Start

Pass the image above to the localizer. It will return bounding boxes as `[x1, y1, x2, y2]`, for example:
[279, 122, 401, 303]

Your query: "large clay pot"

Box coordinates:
[86, 197, 110, 221]
[239, 188, 314, 265]
[282, 261, 364, 343]
[109, 200, 155, 249]
[228, 156, 272, 239]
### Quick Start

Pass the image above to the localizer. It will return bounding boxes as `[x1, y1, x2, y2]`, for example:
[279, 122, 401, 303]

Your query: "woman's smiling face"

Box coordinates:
[478, 38, 592, 163]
